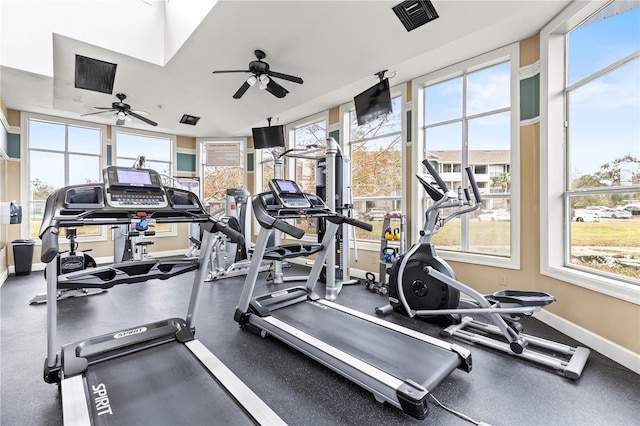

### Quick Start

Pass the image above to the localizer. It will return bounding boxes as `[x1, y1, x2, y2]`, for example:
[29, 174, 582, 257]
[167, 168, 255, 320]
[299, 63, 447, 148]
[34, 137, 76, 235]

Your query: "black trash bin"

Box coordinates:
[12, 239, 35, 276]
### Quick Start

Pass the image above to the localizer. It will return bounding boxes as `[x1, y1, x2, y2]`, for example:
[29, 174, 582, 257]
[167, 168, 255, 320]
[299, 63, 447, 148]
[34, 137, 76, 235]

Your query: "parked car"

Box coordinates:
[573, 209, 601, 222]
[364, 208, 387, 221]
[477, 209, 510, 222]
[622, 204, 640, 215]
[598, 208, 632, 219]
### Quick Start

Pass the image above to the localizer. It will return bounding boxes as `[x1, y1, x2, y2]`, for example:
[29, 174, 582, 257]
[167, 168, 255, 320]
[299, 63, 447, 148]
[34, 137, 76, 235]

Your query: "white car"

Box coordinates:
[477, 209, 510, 221]
[573, 209, 601, 222]
[598, 208, 632, 219]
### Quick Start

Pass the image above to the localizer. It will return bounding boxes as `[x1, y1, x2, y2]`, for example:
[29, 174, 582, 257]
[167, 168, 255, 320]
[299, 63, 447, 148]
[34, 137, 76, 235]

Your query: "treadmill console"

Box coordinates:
[268, 179, 311, 209]
[104, 166, 168, 209]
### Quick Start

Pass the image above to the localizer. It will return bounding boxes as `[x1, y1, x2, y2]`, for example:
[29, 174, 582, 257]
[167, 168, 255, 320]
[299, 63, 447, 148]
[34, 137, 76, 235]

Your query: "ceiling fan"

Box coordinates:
[212, 49, 303, 99]
[82, 93, 157, 126]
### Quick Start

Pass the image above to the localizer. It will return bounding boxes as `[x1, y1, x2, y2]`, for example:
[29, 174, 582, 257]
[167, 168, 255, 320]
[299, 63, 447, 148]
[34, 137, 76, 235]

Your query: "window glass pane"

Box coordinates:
[569, 192, 640, 280]
[202, 142, 245, 206]
[568, 1, 640, 85]
[425, 122, 462, 151]
[350, 96, 402, 240]
[116, 132, 171, 162]
[69, 154, 101, 185]
[30, 151, 64, 198]
[424, 77, 462, 124]
[466, 62, 510, 116]
[568, 59, 640, 189]
[29, 120, 65, 151]
[68, 126, 101, 154]
[261, 149, 278, 192]
[294, 120, 326, 194]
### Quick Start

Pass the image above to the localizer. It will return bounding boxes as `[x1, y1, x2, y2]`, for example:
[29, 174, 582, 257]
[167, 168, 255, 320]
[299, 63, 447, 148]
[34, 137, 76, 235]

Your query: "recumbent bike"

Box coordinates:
[376, 160, 590, 379]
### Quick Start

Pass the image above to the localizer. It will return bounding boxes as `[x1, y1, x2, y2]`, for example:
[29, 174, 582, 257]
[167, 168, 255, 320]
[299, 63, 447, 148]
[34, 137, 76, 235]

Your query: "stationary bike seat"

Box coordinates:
[488, 290, 556, 307]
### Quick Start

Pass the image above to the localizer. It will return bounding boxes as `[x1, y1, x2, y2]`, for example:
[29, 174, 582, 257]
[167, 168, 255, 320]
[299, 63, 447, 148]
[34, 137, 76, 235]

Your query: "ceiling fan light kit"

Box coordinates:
[212, 49, 303, 99]
[82, 93, 158, 127]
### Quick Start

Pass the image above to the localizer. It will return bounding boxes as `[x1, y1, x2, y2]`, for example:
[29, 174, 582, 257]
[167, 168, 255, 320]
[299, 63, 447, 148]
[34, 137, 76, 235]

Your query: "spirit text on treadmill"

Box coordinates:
[92, 383, 113, 416]
[114, 327, 147, 339]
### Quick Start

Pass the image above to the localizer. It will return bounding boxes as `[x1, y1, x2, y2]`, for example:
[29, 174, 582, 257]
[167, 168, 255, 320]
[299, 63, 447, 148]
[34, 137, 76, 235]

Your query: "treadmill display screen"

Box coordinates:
[116, 169, 152, 185]
[272, 179, 302, 194]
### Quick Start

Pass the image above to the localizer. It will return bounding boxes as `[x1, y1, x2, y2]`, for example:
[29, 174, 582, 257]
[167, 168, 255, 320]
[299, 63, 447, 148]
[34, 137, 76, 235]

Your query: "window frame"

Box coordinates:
[412, 42, 521, 269]
[112, 127, 177, 237]
[339, 83, 407, 249]
[21, 113, 108, 243]
[196, 136, 247, 214]
[540, 0, 640, 304]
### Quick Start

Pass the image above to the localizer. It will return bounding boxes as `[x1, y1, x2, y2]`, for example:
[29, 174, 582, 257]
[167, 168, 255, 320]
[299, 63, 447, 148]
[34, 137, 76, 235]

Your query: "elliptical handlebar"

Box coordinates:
[419, 161, 483, 234]
[422, 159, 449, 194]
[465, 166, 482, 203]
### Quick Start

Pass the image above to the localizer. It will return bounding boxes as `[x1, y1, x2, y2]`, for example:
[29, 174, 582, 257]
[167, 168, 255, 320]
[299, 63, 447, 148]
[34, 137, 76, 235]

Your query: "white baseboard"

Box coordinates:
[0, 269, 8, 288]
[534, 309, 639, 374]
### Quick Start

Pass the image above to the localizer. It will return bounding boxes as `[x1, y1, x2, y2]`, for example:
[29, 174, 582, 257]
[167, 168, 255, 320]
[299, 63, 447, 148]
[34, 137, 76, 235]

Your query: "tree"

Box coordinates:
[573, 155, 640, 188]
[31, 178, 55, 200]
[491, 172, 511, 193]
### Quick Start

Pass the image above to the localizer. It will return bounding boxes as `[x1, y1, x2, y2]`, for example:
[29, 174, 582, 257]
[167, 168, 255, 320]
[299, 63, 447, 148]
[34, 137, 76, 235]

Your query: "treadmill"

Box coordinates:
[234, 178, 472, 420]
[40, 165, 285, 426]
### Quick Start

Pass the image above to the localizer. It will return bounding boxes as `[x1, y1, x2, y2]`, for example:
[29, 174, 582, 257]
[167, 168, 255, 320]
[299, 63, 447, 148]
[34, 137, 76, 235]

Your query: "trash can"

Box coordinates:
[12, 239, 35, 276]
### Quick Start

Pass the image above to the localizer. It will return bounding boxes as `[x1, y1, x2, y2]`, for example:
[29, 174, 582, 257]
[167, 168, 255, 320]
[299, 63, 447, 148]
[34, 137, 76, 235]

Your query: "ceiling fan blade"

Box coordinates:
[81, 109, 116, 117]
[93, 106, 117, 110]
[233, 81, 251, 99]
[265, 78, 289, 98]
[267, 70, 303, 84]
[130, 109, 150, 116]
[128, 111, 158, 126]
[212, 69, 251, 74]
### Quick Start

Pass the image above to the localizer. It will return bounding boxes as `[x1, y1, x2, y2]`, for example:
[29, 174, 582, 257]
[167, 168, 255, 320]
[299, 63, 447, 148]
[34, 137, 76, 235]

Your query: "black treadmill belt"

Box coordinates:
[271, 301, 461, 390]
[84, 342, 254, 426]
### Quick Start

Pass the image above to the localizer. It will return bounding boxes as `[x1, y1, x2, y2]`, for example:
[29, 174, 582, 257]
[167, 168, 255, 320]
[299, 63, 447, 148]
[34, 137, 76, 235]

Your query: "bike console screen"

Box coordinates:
[268, 179, 311, 208]
[104, 166, 168, 209]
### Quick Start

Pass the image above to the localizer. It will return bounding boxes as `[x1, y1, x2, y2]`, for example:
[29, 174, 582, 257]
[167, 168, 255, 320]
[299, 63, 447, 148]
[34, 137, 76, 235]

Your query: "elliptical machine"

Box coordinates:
[205, 188, 271, 281]
[30, 228, 105, 304]
[377, 160, 590, 379]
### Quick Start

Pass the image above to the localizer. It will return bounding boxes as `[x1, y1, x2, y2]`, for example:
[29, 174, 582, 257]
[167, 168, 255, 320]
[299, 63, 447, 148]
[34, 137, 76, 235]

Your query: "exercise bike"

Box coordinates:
[30, 228, 106, 305]
[376, 160, 590, 379]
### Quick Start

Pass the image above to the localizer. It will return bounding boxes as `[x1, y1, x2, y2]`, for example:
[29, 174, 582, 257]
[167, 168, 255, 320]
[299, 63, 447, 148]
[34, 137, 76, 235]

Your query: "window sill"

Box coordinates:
[541, 264, 640, 305]
[439, 250, 520, 270]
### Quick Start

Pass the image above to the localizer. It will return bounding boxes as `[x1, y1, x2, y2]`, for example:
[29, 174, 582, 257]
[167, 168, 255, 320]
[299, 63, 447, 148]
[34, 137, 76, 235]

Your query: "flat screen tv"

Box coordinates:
[252, 125, 285, 149]
[354, 78, 392, 126]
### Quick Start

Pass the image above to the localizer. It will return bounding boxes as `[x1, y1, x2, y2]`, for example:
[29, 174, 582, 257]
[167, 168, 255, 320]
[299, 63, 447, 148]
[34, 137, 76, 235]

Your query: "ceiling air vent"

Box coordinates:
[75, 55, 117, 94]
[392, 0, 439, 32]
[180, 114, 200, 126]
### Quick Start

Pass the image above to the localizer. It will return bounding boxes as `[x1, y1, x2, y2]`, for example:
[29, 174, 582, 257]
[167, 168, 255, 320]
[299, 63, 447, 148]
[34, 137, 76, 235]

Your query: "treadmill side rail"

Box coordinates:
[61, 375, 91, 426]
[186, 340, 287, 426]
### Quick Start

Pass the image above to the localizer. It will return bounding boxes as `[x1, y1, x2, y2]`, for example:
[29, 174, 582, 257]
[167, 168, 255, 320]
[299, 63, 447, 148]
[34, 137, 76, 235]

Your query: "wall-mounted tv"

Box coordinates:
[354, 78, 392, 126]
[252, 125, 285, 149]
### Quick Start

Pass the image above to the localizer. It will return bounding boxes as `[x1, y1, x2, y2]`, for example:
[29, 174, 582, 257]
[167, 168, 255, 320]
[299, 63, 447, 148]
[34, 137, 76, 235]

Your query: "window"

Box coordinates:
[542, 0, 639, 299]
[344, 93, 403, 241]
[287, 115, 328, 236]
[414, 43, 519, 266]
[198, 139, 246, 214]
[113, 129, 175, 234]
[25, 115, 105, 239]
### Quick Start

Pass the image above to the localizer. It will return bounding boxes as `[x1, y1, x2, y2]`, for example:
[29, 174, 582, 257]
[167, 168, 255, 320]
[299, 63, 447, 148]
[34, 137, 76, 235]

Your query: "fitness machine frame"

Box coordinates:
[39, 166, 284, 425]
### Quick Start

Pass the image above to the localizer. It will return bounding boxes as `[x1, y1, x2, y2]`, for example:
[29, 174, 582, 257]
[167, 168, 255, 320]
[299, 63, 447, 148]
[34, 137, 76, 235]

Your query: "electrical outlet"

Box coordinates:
[498, 274, 508, 286]
[372, 255, 378, 264]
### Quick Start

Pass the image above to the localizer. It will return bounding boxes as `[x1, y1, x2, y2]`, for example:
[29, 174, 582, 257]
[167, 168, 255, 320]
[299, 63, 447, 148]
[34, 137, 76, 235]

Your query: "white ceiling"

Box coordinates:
[1, 0, 572, 138]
